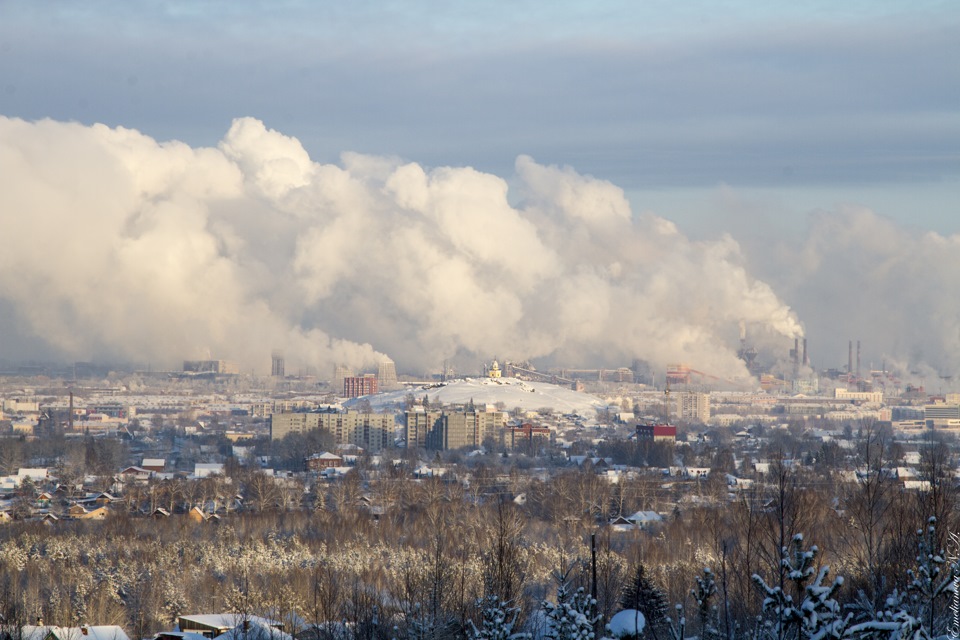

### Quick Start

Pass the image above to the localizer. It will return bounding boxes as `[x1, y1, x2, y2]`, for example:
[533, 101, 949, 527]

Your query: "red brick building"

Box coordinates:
[306, 451, 343, 471]
[343, 374, 378, 398]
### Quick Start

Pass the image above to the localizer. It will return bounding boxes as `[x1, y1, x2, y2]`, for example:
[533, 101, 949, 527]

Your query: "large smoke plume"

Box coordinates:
[0, 116, 803, 377]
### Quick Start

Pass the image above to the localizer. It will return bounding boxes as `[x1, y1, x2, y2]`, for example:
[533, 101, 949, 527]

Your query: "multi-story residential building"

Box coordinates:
[403, 408, 504, 451]
[404, 409, 443, 449]
[505, 423, 552, 450]
[343, 374, 378, 398]
[676, 391, 710, 423]
[270, 410, 393, 451]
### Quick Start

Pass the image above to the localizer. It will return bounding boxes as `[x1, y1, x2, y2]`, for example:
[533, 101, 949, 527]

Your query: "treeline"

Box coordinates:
[1, 437, 958, 640]
[0, 431, 960, 640]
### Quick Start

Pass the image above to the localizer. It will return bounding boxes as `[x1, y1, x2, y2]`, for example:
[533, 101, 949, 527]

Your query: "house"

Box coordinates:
[186, 506, 207, 524]
[305, 452, 342, 471]
[67, 504, 89, 518]
[142, 458, 166, 473]
[80, 506, 110, 520]
[17, 468, 50, 482]
[216, 620, 293, 640]
[21, 625, 131, 640]
[193, 463, 224, 479]
[609, 515, 635, 532]
[176, 615, 284, 639]
[627, 510, 664, 528]
[119, 466, 152, 481]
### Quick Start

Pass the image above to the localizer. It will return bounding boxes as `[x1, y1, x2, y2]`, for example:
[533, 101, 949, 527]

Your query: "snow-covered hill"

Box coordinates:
[348, 376, 605, 417]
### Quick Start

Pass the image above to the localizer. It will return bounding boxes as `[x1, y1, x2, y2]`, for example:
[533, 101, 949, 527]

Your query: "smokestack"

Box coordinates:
[848, 340, 853, 375]
[69, 391, 74, 431]
[794, 338, 799, 365]
[857, 340, 861, 380]
[802, 338, 808, 367]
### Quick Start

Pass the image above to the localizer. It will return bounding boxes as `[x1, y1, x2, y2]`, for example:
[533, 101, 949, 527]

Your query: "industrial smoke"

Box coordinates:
[0, 116, 804, 377]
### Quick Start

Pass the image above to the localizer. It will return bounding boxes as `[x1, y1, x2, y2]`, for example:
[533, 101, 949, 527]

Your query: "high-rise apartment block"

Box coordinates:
[271, 352, 285, 377]
[343, 374, 378, 398]
[270, 410, 393, 451]
[676, 391, 711, 423]
[403, 408, 504, 450]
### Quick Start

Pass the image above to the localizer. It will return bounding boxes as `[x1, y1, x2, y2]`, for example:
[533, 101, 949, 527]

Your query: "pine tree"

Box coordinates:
[620, 563, 668, 634]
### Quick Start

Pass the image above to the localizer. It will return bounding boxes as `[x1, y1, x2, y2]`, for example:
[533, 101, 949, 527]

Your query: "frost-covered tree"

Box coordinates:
[693, 568, 723, 640]
[543, 571, 600, 640]
[468, 596, 529, 640]
[848, 517, 959, 640]
[753, 534, 849, 640]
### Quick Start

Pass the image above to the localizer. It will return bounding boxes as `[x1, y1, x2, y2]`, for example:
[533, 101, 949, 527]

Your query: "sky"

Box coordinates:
[1, 1, 959, 384]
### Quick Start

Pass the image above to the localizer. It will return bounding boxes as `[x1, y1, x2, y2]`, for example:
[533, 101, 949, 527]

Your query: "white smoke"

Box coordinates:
[0, 115, 803, 377]
[768, 205, 960, 384]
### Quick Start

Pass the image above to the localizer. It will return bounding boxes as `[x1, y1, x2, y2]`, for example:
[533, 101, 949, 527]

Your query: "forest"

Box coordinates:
[1, 431, 958, 640]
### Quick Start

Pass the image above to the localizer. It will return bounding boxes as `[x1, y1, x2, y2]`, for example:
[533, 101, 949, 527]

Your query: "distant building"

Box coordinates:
[270, 410, 393, 452]
[343, 374, 378, 398]
[142, 458, 165, 472]
[505, 423, 552, 451]
[332, 364, 352, 394]
[835, 389, 883, 404]
[404, 409, 443, 449]
[306, 452, 343, 471]
[377, 359, 399, 391]
[183, 360, 238, 375]
[924, 403, 960, 428]
[271, 352, 285, 377]
[403, 408, 505, 451]
[636, 423, 677, 442]
[676, 392, 710, 423]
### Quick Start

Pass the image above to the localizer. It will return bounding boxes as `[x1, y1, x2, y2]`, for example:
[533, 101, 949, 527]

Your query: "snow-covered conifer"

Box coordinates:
[543, 571, 600, 640]
[753, 533, 849, 640]
[469, 595, 530, 640]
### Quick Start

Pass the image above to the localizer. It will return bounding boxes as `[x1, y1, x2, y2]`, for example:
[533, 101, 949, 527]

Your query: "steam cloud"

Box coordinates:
[0, 116, 803, 378]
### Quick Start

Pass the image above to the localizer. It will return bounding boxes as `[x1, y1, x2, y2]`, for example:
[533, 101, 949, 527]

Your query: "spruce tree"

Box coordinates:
[620, 563, 668, 634]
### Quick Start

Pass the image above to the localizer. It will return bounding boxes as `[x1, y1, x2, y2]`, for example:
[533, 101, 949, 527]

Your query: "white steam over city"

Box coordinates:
[0, 115, 813, 379]
[3, 114, 960, 383]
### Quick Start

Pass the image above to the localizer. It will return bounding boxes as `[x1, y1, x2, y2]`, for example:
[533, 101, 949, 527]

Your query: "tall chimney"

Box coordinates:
[857, 340, 861, 379]
[69, 391, 74, 431]
[794, 338, 799, 365]
[848, 340, 853, 375]
[802, 338, 808, 367]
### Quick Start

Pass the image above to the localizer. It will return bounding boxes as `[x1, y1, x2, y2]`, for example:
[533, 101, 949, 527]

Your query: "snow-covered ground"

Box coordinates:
[347, 376, 606, 417]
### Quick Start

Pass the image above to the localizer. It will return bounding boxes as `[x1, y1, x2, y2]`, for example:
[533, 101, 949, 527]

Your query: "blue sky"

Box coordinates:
[2, 0, 956, 220]
[1, 0, 960, 375]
